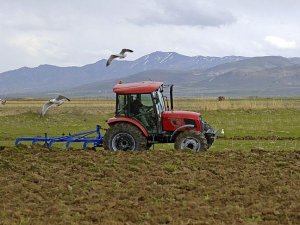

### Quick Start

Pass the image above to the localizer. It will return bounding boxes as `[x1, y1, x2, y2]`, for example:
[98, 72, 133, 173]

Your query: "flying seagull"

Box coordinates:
[41, 95, 70, 116]
[106, 48, 134, 67]
[0, 99, 6, 105]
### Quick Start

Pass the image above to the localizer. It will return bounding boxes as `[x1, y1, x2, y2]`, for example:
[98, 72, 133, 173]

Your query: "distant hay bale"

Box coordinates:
[217, 96, 225, 101]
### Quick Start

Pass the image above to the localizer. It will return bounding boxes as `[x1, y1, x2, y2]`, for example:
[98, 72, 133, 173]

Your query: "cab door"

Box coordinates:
[127, 93, 157, 133]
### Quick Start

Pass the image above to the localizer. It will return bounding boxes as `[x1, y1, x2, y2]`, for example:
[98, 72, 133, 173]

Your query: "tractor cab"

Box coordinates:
[113, 81, 165, 134]
[104, 81, 217, 151]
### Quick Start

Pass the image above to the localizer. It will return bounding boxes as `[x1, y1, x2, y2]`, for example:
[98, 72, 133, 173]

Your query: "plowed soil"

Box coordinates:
[1, 146, 300, 225]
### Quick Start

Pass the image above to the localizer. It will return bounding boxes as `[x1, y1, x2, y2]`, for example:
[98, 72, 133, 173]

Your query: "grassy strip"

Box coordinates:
[0, 99, 299, 150]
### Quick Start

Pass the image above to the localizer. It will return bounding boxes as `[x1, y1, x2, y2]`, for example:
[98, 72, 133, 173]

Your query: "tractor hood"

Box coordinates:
[162, 111, 202, 132]
[162, 111, 200, 119]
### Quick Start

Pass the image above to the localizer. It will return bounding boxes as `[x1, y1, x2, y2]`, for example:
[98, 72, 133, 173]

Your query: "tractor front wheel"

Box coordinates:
[174, 130, 208, 152]
[103, 123, 147, 151]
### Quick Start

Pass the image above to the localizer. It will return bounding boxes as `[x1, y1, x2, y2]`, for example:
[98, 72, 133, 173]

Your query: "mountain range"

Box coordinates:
[0, 51, 299, 98]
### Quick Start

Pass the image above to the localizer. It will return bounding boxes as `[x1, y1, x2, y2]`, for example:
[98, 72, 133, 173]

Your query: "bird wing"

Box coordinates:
[56, 95, 70, 101]
[106, 54, 119, 67]
[120, 49, 134, 54]
[41, 102, 55, 116]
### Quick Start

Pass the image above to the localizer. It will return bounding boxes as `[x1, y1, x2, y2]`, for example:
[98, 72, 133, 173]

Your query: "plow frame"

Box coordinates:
[15, 125, 104, 150]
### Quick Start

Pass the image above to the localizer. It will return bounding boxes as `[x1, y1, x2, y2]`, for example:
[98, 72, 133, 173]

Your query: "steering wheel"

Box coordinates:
[135, 106, 153, 117]
[145, 106, 153, 112]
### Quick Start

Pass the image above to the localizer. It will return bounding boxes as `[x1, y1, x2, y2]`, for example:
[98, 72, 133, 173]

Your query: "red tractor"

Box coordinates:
[103, 81, 217, 151]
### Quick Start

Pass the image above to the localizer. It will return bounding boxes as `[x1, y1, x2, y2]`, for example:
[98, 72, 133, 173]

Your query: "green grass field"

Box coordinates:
[0, 98, 299, 151]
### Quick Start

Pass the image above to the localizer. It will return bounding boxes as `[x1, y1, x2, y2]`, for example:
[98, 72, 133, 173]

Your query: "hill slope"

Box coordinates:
[1, 52, 300, 97]
[0, 52, 244, 96]
[64, 56, 300, 97]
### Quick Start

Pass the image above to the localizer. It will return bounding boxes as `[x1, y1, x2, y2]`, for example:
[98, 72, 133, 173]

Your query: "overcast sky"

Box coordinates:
[0, 0, 299, 72]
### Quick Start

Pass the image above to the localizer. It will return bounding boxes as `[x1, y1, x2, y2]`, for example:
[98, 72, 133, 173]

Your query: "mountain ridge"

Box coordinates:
[0, 51, 299, 97]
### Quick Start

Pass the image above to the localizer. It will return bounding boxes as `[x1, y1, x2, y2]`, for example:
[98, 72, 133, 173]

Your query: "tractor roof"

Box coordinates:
[113, 81, 163, 94]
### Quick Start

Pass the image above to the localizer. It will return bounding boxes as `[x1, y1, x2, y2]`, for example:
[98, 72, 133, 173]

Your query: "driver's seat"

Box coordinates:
[131, 99, 142, 115]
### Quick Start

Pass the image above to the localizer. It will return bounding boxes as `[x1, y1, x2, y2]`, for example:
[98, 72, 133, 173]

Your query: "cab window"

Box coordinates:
[116, 94, 127, 116]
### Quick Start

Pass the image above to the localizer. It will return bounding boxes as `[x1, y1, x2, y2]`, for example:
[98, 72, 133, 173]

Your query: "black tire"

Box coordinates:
[103, 123, 147, 151]
[174, 130, 208, 152]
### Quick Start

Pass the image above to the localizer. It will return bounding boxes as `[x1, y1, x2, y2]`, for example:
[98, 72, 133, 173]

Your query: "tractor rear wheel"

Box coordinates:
[103, 123, 147, 151]
[174, 130, 208, 152]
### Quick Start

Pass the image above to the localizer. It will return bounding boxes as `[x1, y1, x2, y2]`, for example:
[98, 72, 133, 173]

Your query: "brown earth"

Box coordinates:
[1, 146, 300, 225]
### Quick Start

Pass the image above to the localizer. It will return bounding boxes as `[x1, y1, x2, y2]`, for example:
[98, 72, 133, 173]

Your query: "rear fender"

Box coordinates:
[107, 117, 149, 137]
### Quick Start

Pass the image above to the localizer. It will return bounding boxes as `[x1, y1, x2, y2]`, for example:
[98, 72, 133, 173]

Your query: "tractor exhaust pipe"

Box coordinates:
[170, 85, 174, 110]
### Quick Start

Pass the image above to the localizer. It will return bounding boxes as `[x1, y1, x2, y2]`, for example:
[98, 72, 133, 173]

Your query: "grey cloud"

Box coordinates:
[129, 0, 236, 27]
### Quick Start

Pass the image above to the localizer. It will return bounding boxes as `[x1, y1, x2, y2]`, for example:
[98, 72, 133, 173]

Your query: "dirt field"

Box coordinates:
[1, 146, 300, 225]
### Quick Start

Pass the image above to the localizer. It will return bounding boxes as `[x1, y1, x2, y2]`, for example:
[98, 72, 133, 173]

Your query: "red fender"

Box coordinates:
[106, 117, 149, 137]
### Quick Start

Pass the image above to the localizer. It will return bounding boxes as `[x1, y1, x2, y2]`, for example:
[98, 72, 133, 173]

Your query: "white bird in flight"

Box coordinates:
[0, 99, 6, 105]
[106, 48, 134, 67]
[40, 95, 70, 116]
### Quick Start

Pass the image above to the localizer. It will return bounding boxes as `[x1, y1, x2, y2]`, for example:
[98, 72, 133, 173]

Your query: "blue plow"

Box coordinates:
[15, 125, 104, 149]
